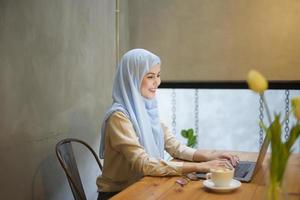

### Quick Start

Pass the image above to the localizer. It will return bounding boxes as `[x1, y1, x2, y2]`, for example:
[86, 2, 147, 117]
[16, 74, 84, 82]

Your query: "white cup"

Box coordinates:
[206, 168, 234, 187]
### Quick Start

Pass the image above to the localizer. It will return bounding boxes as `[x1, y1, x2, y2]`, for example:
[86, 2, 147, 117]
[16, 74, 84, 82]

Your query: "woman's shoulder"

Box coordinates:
[106, 111, 135, 134]
[107, 111, 130, 123]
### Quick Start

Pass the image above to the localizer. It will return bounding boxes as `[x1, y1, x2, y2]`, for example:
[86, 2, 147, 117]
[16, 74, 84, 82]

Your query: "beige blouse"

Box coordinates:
[96, 111, 196, 192]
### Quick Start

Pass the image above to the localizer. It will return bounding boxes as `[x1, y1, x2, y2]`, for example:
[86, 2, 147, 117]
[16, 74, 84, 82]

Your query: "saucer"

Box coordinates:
[203, 179, 241, 192]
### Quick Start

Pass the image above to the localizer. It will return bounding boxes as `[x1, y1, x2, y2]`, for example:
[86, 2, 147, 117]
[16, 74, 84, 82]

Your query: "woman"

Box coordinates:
[97, 49, 239, 199]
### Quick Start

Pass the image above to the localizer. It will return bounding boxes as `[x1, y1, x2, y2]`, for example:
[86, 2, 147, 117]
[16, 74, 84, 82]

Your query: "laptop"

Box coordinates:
[196, 134, 270, 182]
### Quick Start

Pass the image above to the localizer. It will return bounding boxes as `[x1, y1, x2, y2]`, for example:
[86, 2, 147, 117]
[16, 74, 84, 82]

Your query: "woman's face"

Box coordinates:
[140, 64, 161, 99]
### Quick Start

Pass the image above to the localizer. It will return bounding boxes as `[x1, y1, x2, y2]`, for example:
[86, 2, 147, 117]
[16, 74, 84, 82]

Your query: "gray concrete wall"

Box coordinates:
[119, 0, 129, 57]
[127, 0, 300, 81]
[0, 0, 115, 199]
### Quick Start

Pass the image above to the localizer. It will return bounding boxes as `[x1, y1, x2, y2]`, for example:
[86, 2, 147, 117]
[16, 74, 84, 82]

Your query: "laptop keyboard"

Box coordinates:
[234, 163, 252, 178]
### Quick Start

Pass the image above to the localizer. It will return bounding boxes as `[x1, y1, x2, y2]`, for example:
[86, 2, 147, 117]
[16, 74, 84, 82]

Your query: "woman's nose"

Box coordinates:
[154, 77, 160, 87]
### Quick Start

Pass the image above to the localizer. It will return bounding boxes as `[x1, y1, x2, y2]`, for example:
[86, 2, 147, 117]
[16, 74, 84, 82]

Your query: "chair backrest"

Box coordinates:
[55, 138, 102, 200]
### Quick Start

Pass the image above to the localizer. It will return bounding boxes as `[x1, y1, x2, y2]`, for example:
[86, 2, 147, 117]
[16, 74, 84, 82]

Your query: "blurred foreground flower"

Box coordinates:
[247, 70, 268, 93]
[247, 70, 300, 200]
[291, 97, 300, 120]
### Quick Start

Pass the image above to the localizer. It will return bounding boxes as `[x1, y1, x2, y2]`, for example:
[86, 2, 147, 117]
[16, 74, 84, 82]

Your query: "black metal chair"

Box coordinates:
[55, 138, 102, 200]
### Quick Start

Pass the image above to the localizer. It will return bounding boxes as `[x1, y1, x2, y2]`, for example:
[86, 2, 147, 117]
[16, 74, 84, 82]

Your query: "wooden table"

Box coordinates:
[111, 151, 300, 200]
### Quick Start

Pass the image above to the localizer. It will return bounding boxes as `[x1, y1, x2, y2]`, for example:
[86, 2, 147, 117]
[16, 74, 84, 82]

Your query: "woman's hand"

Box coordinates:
[196, 159, 234, 172]
[182, 159, 234, 174]
[193, 150, 240, 167]
[210, 153, 240, 167]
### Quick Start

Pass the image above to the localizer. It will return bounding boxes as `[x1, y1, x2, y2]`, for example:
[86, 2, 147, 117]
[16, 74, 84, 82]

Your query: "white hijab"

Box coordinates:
[99, 49, 164, 159]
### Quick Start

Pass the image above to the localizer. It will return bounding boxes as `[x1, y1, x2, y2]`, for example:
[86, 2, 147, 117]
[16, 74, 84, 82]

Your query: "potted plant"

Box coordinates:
[181, 128, 197, 148]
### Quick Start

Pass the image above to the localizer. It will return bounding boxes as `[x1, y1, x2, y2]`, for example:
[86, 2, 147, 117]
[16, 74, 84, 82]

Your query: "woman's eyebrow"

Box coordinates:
[147, 71, 161, 75]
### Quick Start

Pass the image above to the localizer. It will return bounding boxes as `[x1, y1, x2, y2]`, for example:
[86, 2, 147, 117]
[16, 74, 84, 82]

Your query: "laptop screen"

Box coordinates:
[253, 134, 270, 174]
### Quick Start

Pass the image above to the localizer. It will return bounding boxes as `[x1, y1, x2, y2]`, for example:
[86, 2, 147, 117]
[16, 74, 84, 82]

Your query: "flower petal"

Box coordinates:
[291, 97, 300, 120]
[247, 70, 268, 93]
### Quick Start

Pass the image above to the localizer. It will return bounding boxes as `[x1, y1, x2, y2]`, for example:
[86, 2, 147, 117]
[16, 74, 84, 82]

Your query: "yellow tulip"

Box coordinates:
[247, 70, 268, 93]
[291, 97, 300, 120]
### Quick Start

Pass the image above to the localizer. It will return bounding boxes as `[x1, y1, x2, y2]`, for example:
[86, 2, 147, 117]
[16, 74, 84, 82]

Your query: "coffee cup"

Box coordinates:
[206, 168, 234, 187]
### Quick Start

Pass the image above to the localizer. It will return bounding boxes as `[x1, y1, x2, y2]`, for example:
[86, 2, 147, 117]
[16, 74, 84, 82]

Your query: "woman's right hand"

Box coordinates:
[182, 159, 234, 174]
[196, 159, 234, 173]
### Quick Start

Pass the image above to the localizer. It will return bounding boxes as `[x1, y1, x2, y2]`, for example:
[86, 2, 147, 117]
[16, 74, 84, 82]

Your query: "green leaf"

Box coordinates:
[285, 124, 300, 150]
[259, 121, 268, 133]
[181, 130, 188, 138]
[181, 128, 197, 148]
[268, 115, 282, 181]
[188, 128, 194, 133]
[187, 129, 194, 138]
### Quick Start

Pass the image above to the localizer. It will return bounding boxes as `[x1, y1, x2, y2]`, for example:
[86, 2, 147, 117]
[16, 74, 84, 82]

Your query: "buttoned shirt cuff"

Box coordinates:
[166, 161, 184, 175]
[183, 147, 197, 161]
